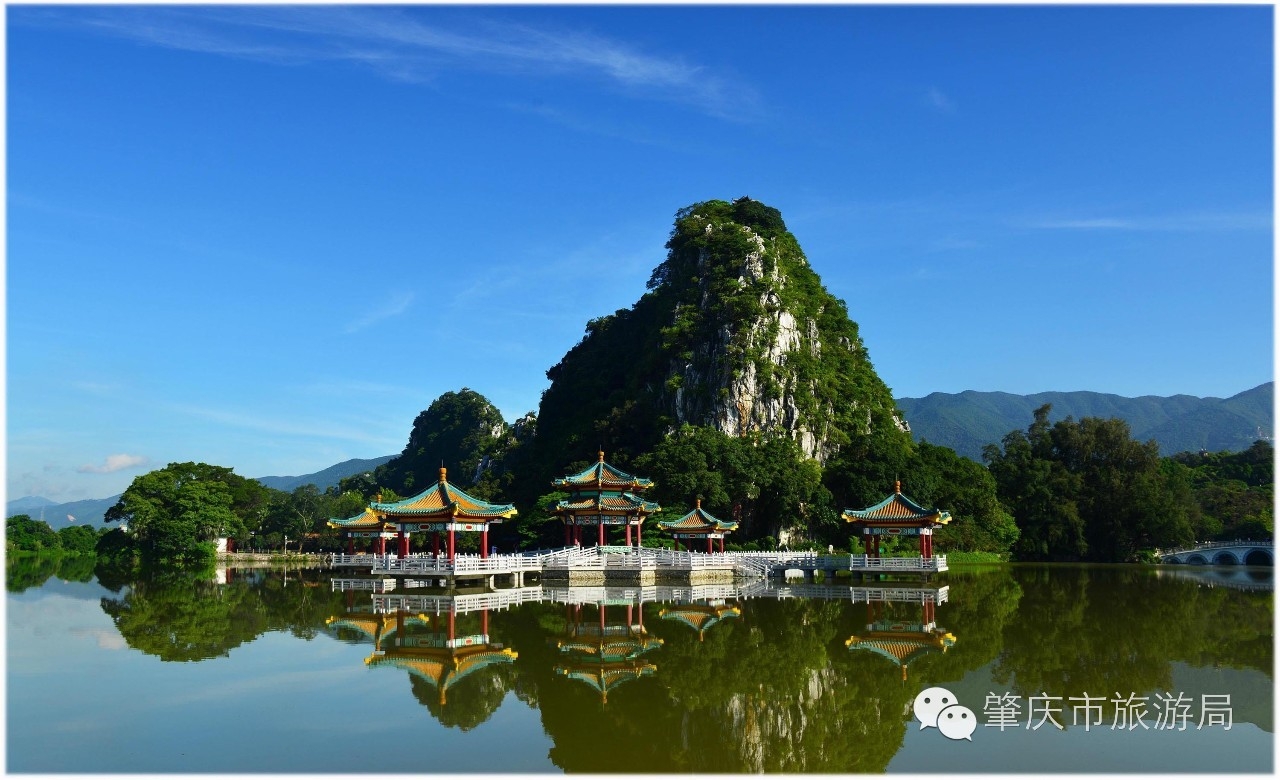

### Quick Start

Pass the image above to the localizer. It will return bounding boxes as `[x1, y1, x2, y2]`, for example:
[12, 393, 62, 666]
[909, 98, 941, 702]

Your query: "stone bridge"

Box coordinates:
[1158, 539, 1273, 566]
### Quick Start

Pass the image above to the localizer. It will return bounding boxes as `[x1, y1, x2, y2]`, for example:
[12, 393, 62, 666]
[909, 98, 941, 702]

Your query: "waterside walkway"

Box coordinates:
[326, 545, 947, 586]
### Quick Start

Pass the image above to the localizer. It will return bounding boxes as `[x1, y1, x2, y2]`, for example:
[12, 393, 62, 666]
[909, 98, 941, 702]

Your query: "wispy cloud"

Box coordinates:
[344, 291, 414, 334]
[170, 403, 400, 447]
[77, 454, 148, 474]
[925, 86, 955, 112]
[20, 6, 758, 120]
[1027, 212, 1272, 232]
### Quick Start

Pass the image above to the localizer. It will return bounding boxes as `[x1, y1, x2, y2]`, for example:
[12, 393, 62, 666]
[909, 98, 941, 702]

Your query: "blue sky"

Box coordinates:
[7, 4, 1273, 503]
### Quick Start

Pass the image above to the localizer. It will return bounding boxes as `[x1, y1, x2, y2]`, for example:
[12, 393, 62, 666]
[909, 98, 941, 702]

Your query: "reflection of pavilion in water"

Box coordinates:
[845, 585, 954, 682]
[659, 601, 741, 642]
[327, 605, 517, 710]
[553, 598, 663, 704]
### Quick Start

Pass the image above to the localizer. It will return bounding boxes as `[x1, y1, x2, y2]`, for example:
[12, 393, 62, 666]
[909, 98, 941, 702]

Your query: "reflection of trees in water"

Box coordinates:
[6, 554, 100, 592]
[99, 569, 343, 662]
[409, 662, 516, 731]
[993, 567, 1273, 721]
[81, 565, 1271, 767]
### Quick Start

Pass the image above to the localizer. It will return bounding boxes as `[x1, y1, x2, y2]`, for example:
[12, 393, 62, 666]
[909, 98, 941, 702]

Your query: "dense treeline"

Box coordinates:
[984, 405, 1272, 562]
[44, 396, 1270, 570]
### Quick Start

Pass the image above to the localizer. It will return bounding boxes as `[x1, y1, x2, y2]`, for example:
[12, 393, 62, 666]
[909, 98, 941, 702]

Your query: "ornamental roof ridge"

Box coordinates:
[327, 507, 385, 529]
[370, 468, 517, 519]
[658, 500, 739, 532]
[841, 484, 950, 526]
[551, 451, 655, 490]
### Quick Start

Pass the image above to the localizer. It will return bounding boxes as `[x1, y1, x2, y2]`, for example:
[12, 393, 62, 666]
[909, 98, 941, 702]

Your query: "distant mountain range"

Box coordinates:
[896, 382, 1272, 461]
[9, 385, 1270, 528]
[8, 455, 394, 530]
[254, 456, 394, 493]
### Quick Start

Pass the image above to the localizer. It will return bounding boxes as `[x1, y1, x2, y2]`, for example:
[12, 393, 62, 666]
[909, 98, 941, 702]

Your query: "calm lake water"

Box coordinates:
[6, 559, 1273, 773]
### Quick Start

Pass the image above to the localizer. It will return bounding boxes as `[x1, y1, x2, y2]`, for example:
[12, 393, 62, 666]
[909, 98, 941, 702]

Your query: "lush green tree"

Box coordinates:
[908, 442, 1019, 554]
[56, 524, 100, 555]
[985, 406, 1195, 562]
[1170, 441, 1274, 540]
[104, 462, 249, 564]
[6, 514, 63, 555]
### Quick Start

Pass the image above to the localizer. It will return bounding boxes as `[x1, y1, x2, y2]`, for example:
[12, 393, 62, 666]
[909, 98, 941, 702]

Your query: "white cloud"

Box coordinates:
[77, 454, 148, 474]
[344, 291, 415, 333]
[22, 7, 759, 120]
[925, 86, 955, 112]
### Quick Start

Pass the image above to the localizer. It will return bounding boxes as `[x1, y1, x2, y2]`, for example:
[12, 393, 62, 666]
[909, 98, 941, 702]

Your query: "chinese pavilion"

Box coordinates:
[327, 507, 397, 555]
[554, 601, 663, 704]
[370, 467, 518, 562]
[841, 481, 951, 559]
[657, 498, 738, 553]
[552, 452, 660, 548]
[845, 597, 955, 682]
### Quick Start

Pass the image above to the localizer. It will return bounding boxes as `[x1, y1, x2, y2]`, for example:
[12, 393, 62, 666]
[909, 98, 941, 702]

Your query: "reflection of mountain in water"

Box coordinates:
[88, 564, 1270, 772]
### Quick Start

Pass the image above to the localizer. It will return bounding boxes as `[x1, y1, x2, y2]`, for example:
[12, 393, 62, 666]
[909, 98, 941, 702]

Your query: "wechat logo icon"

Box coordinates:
[914, 686, 977, 742]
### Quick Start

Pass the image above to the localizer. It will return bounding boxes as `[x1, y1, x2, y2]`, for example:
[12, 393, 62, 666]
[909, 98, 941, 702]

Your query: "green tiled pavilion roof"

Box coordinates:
[552, 451, 655, 491]
[657, 499, 738, 534]
[841, 482, 951, 526]
[554, 492, 661, 516]
[327, 507, 386, 530]
[370, 467, 517, 521]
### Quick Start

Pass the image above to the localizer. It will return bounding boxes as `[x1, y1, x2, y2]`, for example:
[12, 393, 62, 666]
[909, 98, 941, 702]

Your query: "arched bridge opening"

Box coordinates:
[1244, 549, 1273, 567]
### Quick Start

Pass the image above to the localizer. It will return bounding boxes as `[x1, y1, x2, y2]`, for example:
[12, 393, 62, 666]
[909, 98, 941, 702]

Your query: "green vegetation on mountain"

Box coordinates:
[898, 383, 1272, 459]
[520, 198, 924, 544]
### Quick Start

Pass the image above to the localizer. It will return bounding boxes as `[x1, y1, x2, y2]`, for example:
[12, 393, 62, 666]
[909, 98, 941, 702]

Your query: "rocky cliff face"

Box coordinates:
[530, 197, 912, 522]
[652, 198, 907, 464]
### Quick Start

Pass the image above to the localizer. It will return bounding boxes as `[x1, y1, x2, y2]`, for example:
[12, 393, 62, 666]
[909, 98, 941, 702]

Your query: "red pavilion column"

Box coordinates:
[398, 531, 409, 558]
[482, 526, 489, 558]
[347, 538, 354, 555]
[625, 523, 632, 546]
[706, 536, 713, 554]
[449, 525, 456, 563]
[375, 535, 385, 555]
[482, 609, 489, 637]
[598, 520, 605, 547]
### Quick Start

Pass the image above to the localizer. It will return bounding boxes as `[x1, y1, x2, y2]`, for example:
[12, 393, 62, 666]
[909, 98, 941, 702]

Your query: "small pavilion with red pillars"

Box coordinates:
[369, 467, 518, 562]
[841, 482, 951, 560]
[552, 452, 660, 548]
[657, 499, 738, 553]
[327, 507, 398, 555]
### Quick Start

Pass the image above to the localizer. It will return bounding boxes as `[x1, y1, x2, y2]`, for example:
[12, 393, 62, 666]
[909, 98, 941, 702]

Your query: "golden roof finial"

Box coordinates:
[598, 449, 605, 463]
[895, 480, 902, 494]
[695, 498, 702, 509]
[439, 466, 448, 484]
